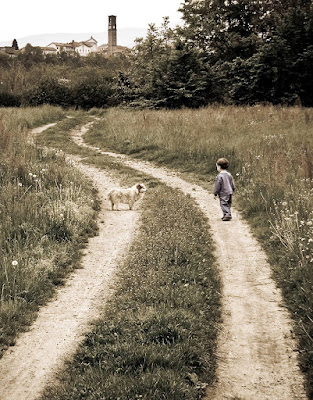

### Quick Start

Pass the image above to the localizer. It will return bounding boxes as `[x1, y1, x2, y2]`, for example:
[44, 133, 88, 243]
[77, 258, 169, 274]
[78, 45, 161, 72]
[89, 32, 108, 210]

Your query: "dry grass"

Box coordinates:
[85, 105, 313, 397]
[41, 184, 221, 400]
[0, 107, 99, 355]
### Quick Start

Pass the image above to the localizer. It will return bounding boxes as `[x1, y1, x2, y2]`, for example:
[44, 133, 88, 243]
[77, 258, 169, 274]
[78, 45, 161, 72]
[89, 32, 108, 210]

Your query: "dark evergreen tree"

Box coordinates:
[127, 19, 214, 108]
[12, 39, 18, 50]
[178, 0, 313, 105]
[178, 0, 273, 61]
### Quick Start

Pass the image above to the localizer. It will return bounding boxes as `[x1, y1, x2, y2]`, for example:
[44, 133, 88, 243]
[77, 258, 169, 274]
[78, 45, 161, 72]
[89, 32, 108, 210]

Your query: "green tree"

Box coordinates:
[17, 44, 44, 68]
[178, 0, 272, 61]
[152, 40, 213, 108]
[178, 0, 313, 105]
[12, 39, 19, 50]
[127, 18, 213, 108]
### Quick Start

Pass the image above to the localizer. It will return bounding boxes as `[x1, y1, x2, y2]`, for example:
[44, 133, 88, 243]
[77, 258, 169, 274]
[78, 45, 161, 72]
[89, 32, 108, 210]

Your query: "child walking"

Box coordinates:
[213, 158, 235, 221]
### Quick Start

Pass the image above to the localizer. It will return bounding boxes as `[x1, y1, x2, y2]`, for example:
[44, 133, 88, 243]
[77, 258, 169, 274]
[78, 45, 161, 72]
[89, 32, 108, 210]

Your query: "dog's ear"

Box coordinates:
[136, 184, 142, 192]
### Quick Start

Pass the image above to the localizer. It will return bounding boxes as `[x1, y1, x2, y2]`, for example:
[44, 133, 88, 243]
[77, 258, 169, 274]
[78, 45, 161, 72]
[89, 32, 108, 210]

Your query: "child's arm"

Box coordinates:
[231, 175, 235, 192]
[213, 175, 221, 196]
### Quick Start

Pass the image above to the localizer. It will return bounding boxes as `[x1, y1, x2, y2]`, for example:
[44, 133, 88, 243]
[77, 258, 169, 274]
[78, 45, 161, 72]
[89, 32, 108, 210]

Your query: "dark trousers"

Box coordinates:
[219, 194, 232, 218]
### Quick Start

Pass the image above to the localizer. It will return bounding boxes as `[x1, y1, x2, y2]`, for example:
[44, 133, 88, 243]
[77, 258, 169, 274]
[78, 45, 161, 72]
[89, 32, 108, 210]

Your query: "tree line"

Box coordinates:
[1, 0, 313, 109]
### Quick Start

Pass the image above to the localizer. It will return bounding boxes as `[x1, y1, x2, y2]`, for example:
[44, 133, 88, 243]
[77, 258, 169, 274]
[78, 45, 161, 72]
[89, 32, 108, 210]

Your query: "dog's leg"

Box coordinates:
[129, 201, 134, 210]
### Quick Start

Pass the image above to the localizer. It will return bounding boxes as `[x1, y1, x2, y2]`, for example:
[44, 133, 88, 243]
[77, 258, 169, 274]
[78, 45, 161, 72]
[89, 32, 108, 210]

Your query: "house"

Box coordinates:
[42, 46, 58, 55]
[96, 43, 129, 57]
[43, 16, 129, 58]
[76, 37, 98, 56]
[44, 41, 75, 55]
[0, 46, 18, 57]
[43, 36, 98, 56]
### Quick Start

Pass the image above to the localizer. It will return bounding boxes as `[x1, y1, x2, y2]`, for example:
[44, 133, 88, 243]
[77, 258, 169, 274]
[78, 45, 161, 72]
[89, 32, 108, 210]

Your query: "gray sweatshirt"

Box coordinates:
[214, 171, 235, 196]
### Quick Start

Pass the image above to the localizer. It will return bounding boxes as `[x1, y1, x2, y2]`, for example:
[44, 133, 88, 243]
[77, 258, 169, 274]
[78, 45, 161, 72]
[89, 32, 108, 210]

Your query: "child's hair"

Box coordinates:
[216, 158, 229, 169]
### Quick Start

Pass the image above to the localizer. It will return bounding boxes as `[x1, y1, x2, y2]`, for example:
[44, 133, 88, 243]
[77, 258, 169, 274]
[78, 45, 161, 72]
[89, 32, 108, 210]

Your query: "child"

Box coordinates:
[213, 158, 235, 221]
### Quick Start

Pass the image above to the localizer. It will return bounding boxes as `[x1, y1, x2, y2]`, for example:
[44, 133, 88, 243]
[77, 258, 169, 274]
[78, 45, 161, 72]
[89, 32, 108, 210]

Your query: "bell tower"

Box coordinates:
[108, 15, 117, 56]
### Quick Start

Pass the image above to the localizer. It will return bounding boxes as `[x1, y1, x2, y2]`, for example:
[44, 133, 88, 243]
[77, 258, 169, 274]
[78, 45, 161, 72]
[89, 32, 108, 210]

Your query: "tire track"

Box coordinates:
[0, 124, 142, 400]
[72, 122, 307, 400]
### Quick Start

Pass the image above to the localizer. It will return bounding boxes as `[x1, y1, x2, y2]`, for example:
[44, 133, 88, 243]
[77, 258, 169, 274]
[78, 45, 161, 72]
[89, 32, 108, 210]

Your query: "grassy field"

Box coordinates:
[85, 105, 313, 398]
[19, 109, 222, 399]
[2, 105, 313, 398]
[41, 184, 221, 400]
[0, 106, 99, 355]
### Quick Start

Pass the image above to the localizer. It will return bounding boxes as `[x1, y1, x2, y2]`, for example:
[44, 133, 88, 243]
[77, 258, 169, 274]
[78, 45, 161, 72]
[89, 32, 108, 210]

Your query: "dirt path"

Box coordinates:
[0, 121, 307, 400]
[0, 125, 142, 400]
[72, 122, 307, 399]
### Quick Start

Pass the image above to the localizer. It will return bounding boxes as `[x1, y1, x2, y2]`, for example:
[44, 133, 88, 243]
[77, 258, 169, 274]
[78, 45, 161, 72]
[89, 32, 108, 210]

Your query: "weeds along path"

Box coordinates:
[0, 124, 141, 400]
[72, 122, 307, 399]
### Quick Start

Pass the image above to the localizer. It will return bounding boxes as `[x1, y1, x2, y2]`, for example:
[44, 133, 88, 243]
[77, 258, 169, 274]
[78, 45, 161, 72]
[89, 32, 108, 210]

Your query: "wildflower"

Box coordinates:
[12, 260, 18, 266]
[18, 182, 23, 187]
[308, 239, 313, 243]
[236, 173, 240, 176]
[60, 213, 64, 219]
[29, 172, 33, 177]
[282, 201, 287, 207]
[307, 221, 313, 226]
[32, 174, 37, 178]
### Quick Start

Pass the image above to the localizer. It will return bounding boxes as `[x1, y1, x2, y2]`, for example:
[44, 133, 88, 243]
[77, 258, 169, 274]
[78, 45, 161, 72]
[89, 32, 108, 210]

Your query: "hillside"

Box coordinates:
[0, 28, 147, 49]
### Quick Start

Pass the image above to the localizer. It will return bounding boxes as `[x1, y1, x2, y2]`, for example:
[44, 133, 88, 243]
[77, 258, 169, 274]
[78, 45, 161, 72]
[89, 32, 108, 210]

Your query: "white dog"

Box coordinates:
[108, 183, 147, 210]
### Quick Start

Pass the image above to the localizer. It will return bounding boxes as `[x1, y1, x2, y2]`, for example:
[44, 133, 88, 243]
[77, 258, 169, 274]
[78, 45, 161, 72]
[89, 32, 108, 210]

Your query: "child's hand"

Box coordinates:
[214, 195, 217, 200]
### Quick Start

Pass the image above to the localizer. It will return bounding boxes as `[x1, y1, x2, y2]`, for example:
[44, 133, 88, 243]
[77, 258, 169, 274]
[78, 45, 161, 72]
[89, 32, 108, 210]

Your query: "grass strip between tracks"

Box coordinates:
[41, 183, 221, 400]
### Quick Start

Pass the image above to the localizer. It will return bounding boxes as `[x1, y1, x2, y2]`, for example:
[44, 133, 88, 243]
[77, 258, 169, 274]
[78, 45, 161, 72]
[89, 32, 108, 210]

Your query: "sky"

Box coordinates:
[0, 0, 184, 42]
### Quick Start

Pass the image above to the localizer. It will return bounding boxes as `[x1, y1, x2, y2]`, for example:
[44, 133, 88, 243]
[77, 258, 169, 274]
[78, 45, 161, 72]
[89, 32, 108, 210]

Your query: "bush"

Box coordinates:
[0, 91, 21, 107]
[25, 78, 73, 108]
[73, 77, 113, 110]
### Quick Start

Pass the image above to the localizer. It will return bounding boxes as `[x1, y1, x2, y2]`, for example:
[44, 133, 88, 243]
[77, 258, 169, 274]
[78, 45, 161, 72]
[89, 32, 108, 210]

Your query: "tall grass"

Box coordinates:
[41, 184, 221, 400]
[0, 107, 98, 355]
[85, 105, 313, 398]
[0, 105, 66, 129]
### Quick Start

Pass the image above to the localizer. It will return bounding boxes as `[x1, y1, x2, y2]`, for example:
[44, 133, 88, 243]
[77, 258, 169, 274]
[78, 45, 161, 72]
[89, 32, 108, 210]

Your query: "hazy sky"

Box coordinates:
[1, 0, 184, 41]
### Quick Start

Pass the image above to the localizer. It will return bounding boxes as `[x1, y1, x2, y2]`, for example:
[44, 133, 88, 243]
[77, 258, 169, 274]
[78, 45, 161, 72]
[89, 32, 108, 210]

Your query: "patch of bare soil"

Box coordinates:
[0, 125, 142, 400]
[73, 122, 307, 400]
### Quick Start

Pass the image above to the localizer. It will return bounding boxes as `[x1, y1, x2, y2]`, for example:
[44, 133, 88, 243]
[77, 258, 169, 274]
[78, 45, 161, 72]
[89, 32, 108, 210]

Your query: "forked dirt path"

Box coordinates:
[0, 124, 141, 400]
[0, 121, 307, 400]
[72, 122, 307, 399]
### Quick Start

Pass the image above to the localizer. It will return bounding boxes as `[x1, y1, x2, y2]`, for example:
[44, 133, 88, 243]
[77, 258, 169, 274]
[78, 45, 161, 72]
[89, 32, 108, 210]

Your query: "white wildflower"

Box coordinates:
[12, 260, 18, 266]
